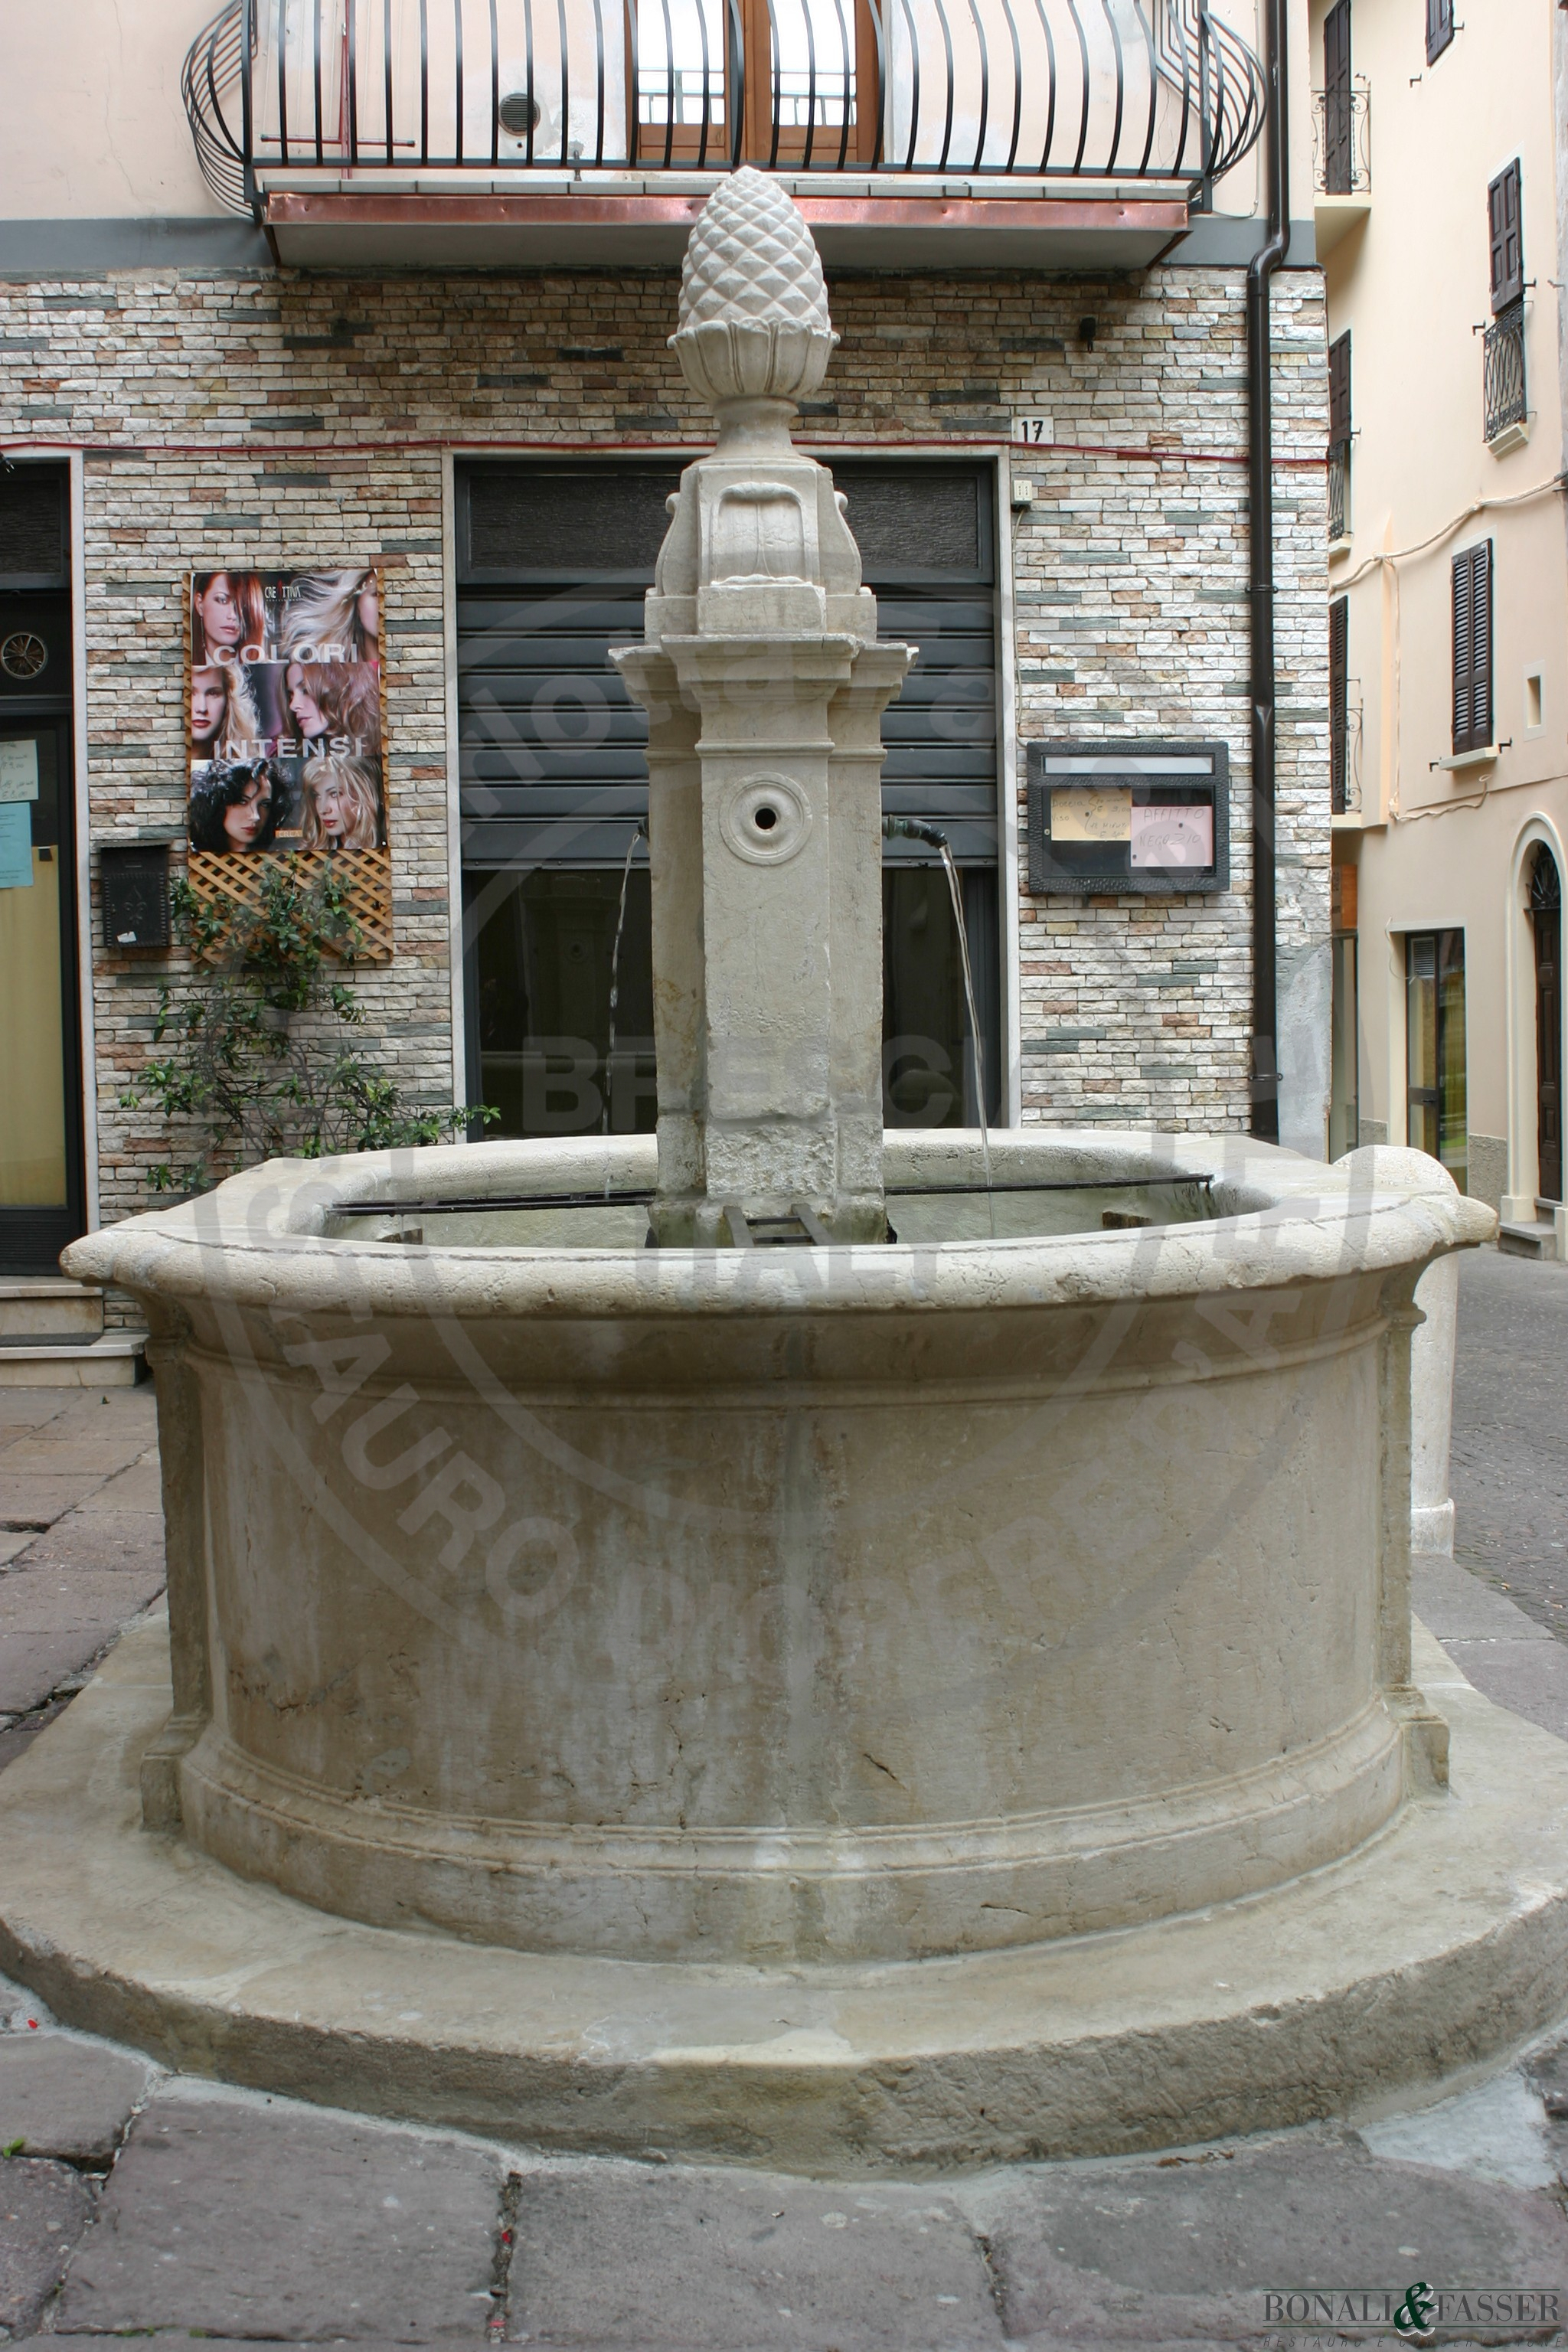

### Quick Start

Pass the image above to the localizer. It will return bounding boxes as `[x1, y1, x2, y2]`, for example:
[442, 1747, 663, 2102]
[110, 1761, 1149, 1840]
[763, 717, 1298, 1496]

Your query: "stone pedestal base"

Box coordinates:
[3, 1614, 1567, 2176]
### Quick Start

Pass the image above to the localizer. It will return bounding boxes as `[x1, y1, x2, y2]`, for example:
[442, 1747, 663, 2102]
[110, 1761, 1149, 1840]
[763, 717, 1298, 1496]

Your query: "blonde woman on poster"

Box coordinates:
[190, 664, 262, 761]
[279, 569, 381, 666]
[300, 753, 383, 852]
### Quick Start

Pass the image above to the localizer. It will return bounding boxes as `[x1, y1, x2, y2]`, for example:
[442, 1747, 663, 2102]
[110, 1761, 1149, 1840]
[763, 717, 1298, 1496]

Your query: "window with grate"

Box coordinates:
[1329, 596, 1349, 813]
[1488, 161, 1524, 312]
[0, 466, 67, 588]
[1426, 0, 1452, 64]
[1451, 540, 1493, 754]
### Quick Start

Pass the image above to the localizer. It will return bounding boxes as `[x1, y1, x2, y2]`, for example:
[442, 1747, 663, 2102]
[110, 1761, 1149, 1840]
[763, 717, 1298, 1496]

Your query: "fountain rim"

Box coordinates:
[64, 1129, 1494, 1322]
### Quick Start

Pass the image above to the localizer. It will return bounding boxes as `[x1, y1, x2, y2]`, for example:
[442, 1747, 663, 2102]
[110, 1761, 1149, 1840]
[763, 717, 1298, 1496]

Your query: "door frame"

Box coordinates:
[1505, 814, 1568, 1218]
[0, 709, 87, 1272]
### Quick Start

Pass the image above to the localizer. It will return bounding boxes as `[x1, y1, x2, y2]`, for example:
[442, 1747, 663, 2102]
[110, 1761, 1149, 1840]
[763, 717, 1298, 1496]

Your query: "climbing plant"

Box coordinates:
[123, 860, 492, 1194]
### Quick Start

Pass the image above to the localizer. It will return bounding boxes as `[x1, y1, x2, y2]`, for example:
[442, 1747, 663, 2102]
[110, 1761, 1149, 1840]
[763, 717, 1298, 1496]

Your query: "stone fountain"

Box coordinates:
[5, 175, 1568, 2171]
[612, 172, 910, 1246]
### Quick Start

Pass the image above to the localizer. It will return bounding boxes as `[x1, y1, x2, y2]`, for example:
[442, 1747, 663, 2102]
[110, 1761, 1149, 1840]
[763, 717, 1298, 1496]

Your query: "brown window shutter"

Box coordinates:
[1426, 0, 1453, 64]
[1323, 0, 1352, 191]
[1471, 539, 1493, 744]
[1489, 161, 1524, 311]
[1328, 332, 1351, 443]
[1452, 541, 1494, 753]
[1452, 549, 1474, 750]
[1329, 595, 1349, 813]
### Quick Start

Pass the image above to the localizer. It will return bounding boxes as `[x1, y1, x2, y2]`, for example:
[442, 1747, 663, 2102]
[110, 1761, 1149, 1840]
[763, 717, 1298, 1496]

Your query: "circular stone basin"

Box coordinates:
[67, 1129, 1488, 1968]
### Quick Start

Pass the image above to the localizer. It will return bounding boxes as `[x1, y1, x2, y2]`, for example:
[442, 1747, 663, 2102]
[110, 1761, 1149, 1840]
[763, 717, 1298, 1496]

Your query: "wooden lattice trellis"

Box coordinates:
[188, 847, 394, 964]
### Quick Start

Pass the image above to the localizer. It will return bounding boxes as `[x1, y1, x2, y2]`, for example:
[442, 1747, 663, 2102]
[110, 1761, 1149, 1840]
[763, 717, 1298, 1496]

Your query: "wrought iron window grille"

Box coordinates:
[182, 0, 1266, 215]
[1331, 689, 1364, 817]
[1312, 77, 1369, 195]
[1327, 438, 1351, 543]
[1483, 299, 1528, 445]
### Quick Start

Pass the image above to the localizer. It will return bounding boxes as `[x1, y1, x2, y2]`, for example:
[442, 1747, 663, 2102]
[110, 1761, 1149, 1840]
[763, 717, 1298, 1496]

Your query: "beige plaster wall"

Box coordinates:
[1312, 0, 1568, 1200]
[5, 2, 220, 220]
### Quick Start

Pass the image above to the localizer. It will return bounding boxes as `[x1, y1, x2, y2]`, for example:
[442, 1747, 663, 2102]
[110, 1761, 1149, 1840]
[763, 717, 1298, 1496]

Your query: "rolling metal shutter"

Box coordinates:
[456, 460, 998, 869]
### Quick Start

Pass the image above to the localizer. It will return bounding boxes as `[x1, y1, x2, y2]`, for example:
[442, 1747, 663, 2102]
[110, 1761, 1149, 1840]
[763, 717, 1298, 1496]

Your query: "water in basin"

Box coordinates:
[323, 1178, 1216, 1250]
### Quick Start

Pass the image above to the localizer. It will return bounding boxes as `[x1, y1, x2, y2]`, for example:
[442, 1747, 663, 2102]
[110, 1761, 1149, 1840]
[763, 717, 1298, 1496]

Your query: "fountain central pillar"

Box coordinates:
[613, 171, 910, 1245]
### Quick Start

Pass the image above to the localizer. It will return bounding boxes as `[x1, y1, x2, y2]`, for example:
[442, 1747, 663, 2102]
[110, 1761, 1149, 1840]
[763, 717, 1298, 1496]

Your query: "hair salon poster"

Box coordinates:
[185, 566, 391, 956]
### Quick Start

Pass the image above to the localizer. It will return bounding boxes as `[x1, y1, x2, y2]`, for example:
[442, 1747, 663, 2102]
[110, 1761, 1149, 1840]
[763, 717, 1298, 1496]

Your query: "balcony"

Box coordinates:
[1311, 77, 1368, 259]
[1483, 299, 1528, 454]
[184, 0, 1264, 268]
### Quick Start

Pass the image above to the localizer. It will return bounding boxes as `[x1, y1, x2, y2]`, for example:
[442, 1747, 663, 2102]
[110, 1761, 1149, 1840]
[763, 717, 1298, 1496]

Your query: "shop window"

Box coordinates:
[456, 459, 1001, 1137]
[1405, 929, 1466, 1190]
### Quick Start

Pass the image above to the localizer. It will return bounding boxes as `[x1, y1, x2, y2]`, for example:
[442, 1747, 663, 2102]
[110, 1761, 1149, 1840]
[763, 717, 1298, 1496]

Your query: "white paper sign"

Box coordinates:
[0, 741, 39, 804]
[1131, 804, 1214, 868]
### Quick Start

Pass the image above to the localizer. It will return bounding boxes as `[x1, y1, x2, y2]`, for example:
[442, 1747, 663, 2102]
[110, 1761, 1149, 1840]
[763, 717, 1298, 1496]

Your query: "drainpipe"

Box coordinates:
[1246, 0, 1290, 1142]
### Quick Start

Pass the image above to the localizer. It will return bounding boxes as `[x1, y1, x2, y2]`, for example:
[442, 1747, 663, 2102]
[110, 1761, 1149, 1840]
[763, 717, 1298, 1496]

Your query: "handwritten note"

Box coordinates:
[1050, 786, 1132, 843]
[0, 742, 39, 804]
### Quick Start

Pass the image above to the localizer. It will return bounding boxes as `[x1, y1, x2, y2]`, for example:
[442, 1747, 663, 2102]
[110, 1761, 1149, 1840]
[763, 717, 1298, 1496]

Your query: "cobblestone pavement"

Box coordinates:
[2, 1246, 1567, 2346]
[1450, 1246, 1568, 1636]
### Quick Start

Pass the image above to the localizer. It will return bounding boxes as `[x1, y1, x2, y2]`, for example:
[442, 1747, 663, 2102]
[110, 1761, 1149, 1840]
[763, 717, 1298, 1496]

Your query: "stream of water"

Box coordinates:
[602, 821, 647, 1180]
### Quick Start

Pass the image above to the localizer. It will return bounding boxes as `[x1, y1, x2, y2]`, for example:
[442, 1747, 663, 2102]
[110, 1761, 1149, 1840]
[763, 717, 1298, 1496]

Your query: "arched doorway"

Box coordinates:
[1532, 842, 1563, 1205]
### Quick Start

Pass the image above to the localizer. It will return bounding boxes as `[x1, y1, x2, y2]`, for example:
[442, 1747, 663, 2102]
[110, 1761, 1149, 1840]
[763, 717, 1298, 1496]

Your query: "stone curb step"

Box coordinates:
[1498, 1219, 1560, 1262]
[0, 1334, 145, 1390]
[0, 1279, 106, 1345]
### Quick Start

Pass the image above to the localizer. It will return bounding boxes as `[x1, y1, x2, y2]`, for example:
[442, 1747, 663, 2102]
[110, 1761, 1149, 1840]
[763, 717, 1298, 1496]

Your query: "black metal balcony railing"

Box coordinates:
[1484, 299, 1527, 444]
[1327, 436, 1349, 542]
[1312, 78, 1368, 196]
[184, 0, 1264, 214]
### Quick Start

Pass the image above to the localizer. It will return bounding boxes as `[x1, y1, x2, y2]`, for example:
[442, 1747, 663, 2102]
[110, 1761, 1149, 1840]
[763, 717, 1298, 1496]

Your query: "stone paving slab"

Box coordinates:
[0, 1563, 165, 1635]
[10, 1507, 165, 1576]
[0, 1472, 103, 1530]
[1439, 1639, 1568, 1744]
[0, 1628, 119, 1716]
[0, 2155, 96, 2338]
[0, 2029, 154, 2161]
[956, 2132, 1568, 2344]
[0, 1395, 75, 1435]
[55, 2092, 505, 2342]
[73, 1454, 163, 1514]
[1413, 1554, 1557, 1644]
[504, 2162, 1004, 2348]
[0, 1416, 157, 1482]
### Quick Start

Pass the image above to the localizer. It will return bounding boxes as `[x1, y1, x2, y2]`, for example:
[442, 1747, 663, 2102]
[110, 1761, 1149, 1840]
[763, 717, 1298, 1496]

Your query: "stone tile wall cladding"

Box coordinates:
[1, 263, 1329, 1257]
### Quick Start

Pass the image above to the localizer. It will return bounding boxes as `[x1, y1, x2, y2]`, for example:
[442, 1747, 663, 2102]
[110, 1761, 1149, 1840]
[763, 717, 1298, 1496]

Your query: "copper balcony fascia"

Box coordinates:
[261, 187, 1190, 269]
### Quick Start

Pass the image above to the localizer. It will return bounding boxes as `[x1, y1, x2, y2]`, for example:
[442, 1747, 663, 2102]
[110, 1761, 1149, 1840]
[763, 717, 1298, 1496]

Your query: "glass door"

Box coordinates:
[1405, 928, 1466, 1191]
[0, 715, 85, 1271]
